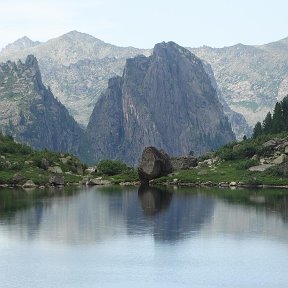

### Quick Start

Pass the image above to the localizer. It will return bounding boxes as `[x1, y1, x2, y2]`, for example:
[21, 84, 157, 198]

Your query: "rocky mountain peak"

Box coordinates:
[0, 56, 87, 160]
[1, 36, 40, 54]
[153, 41, 197, 60]
[87, 42, 235, 165]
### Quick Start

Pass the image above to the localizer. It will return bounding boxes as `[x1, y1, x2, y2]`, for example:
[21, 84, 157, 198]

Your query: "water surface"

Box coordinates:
[0, 185, 288, 287]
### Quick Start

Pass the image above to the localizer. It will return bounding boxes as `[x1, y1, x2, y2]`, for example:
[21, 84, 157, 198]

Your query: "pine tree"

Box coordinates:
[262, 112, 273, 134]
[281, 95, 288, 131]
[272, 102, 283, 133]
[253, 122, 262, 138]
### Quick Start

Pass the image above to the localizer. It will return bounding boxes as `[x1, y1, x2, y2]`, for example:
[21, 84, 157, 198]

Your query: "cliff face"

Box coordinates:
[202, 62, 252, 139]
[0, 55, 87, 159]
[87, 42, 235, 165]
[0, 31, 151, 126]
[190, 37, 288, 125]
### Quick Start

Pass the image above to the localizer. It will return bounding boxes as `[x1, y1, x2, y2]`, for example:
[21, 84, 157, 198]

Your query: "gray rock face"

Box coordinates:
[87, 42, 235, 165]
[138, 147, 173, 184]
[0, 31, 151, 126]
[49, 175, 64, 186]
[190, 37, 288, 126]
[0, 55, 88, 161]
[203, 62, 252, 139]
[170, 156, 198, 171]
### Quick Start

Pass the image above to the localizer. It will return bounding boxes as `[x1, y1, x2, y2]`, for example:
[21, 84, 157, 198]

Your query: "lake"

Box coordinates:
[0, 185, 288, 288]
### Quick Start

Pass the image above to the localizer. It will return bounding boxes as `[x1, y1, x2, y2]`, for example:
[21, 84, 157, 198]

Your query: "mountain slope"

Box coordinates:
[191, 37, 288, 125]
[0, 55, 87, 160]
[87, 42, 235, 165]
[0, 31, 151, 125]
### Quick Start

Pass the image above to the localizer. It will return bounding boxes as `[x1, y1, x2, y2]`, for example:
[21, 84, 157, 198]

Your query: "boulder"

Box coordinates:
[49, 175, 64, 186]
[285, 146, 288, 154]
[13, 173, 26, 184]
[170, 156, 198, 171]
[87, 178, 111, 185]
[76, 164, 83, 175]
[48, 166, 63, 174]
[249, 164, 274, 172]
[22, 180, 37, 188]
[229, 181, 237, 186]
[85, 166, 97, 174]
[263, 139, 277, 148]
[138, 147, 172, 184]
[272, 154, 287, 165]
[41, 158, 50, 170]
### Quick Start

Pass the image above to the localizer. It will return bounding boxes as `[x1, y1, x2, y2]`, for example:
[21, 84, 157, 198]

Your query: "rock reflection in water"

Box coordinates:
[137, 185, 215, 242]
[138, 185, 172, 216]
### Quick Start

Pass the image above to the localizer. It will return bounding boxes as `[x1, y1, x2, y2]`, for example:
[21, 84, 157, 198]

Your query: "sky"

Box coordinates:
[0, 0, 287, 50]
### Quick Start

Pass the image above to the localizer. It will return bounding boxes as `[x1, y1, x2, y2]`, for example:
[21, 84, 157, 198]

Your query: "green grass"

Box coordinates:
[107, 169, 139, 184]
[0, 133, 86, 186]
[153, 159, 288, 187]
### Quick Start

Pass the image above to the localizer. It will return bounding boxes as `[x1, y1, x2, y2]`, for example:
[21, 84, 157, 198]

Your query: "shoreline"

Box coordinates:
[2, 180, 288, 190]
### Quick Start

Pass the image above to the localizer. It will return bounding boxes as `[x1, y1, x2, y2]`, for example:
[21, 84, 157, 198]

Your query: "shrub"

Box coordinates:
[236, 159, 259, 170]
[97, 160, 129, 176]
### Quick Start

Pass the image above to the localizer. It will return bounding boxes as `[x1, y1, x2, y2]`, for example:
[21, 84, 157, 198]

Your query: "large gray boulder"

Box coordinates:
[138, 147, 172, 184]
[49, 175, 64, 186]
[170, 156, 198, 171]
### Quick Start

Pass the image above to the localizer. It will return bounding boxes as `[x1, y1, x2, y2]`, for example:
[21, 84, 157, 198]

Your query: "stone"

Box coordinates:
[170, 156, 198, 171]
[229, 181, 237, 186]
[0, 155, 5, 159]
[49, 175, 64, 186]
[249, 164, 274, 172]
[85, 167, 97, 174]
[251, 154, 258, 160]
[87, 178, 111, 185]
[48, 166, 63, 174]
[22, 180, 37, 188]
[138, 147, 173, 184]
[263, 139, 277, 148]
[24, 160, 34, 165]
[204, 159, 213, 165]
[76, 164, 83, 175]
[272, 154, 287, 165]
[59, 157, 68, 164]
[41, 158, 50, 170]
[233, 144, 241, 151]
[13, 173, 26, 184]
[285, 146, 288, 154]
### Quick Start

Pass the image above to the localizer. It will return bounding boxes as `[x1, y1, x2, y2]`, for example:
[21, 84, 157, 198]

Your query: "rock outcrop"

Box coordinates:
[87, 41, 235, 165]
[191, 37, 288, 126]
[49, 175, 64, 186]
[170, 156, 198, 171]
[138, 147, 173, 184]
[0, 31, 151, 125]
[0, 55, 88, 161]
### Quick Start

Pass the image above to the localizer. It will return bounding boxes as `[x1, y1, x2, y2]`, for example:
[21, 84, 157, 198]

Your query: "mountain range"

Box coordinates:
[0, 42, 235, 165]
[0, 31, 150, 126]
[1, 31, 287, 134]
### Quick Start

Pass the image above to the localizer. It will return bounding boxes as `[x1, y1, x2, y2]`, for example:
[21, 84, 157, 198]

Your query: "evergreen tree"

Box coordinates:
[262, 112, 273, 134]
[272, 102, 283, 133]
[253, 122, 262, 138]
[281, 95, 288, 130]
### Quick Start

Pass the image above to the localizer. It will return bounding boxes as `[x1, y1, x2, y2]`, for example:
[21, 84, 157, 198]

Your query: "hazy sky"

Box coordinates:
[0, 0, 287, 49]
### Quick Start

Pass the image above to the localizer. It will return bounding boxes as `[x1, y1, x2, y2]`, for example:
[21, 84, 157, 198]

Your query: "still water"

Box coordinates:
[1, 185, 288, 287]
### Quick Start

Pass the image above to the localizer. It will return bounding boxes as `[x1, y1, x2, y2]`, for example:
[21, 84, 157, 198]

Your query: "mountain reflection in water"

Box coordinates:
[0, 186, 288, 245]
[137, 185, 214, 241]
